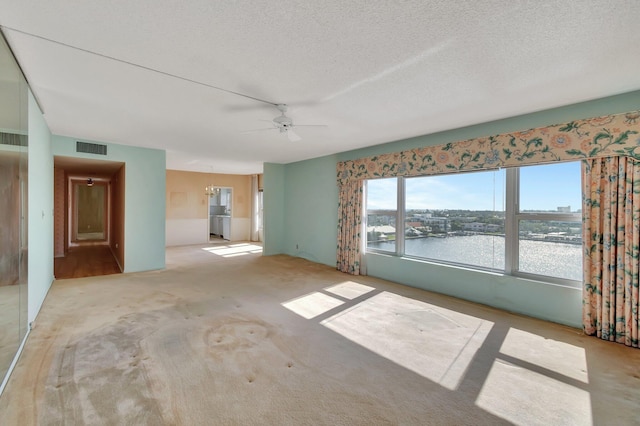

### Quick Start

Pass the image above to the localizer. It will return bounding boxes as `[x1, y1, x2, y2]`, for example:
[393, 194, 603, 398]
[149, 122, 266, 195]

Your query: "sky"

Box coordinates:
[367, 161, 582, 212]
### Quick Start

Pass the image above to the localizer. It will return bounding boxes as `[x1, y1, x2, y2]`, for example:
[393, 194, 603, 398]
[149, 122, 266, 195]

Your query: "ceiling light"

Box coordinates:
[87, 178, 94, 187]
[205, 184, 219, 196]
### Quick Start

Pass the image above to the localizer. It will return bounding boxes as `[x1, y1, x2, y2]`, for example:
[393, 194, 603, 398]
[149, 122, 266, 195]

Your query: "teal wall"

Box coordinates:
[264, 156, 339, 265]
[264, 90, 640, 327]
[282, 155, 339, 266]
[52, 135, 166, 273]
[28, 90, 54, 324]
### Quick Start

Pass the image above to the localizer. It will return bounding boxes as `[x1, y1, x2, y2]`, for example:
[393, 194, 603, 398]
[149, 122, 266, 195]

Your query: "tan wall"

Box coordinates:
[77, 184, 106, 233]
[166, 170, 251, 220]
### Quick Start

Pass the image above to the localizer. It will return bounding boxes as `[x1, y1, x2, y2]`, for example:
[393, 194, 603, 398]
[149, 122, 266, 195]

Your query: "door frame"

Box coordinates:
[208, 186, 233, 240]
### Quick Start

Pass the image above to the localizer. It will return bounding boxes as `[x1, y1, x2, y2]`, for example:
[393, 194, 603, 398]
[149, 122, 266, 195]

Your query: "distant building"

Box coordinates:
[463, 222, 502, 232]
[557, 206, 571, 212]
[422, 217, 449, 232]
[464, 222, 486, 232]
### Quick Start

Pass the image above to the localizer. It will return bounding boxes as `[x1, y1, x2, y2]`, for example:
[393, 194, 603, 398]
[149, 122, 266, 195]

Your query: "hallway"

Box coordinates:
[54, 246, 121, 279]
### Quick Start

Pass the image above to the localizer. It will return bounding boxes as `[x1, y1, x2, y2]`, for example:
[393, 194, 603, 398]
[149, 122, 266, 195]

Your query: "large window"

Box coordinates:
[365, 162, 582, 285]
[405, 169, 505, 270]
[366, 177, 398, 253]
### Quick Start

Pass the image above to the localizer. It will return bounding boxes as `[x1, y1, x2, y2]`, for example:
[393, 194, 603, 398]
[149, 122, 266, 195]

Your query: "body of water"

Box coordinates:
[369, 235, 582, 281]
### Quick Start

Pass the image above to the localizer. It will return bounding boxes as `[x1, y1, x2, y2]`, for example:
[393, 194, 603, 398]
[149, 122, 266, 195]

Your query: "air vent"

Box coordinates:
[76, 141, 107, 155]
[0, 133, 28, 147]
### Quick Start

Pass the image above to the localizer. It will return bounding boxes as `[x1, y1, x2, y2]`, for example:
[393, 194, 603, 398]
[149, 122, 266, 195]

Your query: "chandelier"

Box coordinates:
[205, 184, 220, 196]
[205, 167, 220, 196]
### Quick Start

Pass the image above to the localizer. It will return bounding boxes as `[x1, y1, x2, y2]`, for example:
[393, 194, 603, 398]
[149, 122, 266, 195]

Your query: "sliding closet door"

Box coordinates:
[0, 32, 29, 385]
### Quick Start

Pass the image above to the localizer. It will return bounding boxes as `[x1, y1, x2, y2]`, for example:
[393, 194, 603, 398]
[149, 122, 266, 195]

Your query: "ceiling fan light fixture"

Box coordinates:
[241, 103, 327, 141]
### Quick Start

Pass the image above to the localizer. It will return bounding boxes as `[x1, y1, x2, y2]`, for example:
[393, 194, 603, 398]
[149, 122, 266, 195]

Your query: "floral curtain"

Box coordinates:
[337, 110, 640, 185]
[337, 180, 363, 275]
[582, 156, 640, 347]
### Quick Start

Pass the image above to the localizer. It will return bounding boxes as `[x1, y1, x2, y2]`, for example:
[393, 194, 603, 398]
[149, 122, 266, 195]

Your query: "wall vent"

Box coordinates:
[0, 133, 28, 147]
[76, 141, 107, 155]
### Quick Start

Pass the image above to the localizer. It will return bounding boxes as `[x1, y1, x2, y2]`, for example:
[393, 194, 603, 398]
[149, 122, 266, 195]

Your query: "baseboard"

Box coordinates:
[109, 246, 124, 273]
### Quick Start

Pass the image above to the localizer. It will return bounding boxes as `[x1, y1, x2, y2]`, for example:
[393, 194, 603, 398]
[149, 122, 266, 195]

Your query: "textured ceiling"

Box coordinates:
[1, 1, 640, 174]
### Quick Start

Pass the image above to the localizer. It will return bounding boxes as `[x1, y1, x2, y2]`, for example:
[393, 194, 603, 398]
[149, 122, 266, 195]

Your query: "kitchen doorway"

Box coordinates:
[208, 187, 232, 242]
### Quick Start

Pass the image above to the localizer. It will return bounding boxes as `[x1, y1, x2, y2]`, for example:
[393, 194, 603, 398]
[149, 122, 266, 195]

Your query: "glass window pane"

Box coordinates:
[518, 220, 582, 281]
[520, 162, 582, 213]
[366, 178, 397, 252]
[404, 170, 505, 270]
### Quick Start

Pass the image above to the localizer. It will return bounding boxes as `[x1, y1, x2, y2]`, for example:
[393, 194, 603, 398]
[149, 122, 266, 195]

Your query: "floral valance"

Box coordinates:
[337, 110, 640, 185]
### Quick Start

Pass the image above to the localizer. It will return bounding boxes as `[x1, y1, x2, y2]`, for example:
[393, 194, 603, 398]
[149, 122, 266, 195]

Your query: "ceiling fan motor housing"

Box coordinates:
[273, 114, 293, 130]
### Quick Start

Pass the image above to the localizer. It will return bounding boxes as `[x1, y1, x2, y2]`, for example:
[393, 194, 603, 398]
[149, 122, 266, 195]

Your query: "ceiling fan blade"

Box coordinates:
[294, 124, 328, 128]
[287, 130, 301, 142]
[241, 127, 278, 134]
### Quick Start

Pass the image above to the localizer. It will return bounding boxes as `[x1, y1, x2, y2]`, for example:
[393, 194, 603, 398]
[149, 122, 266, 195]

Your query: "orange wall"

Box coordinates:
[166, 170, 251, 220]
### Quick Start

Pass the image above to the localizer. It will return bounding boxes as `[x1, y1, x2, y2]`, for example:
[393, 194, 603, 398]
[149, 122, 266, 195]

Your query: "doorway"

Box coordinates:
[53, 156, 125, 278]
[208, 187, 232, 243]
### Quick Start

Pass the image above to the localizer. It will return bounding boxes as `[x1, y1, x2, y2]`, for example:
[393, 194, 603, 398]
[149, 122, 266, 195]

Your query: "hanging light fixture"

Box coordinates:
[204, 167, 219, 196]
[204, 184, 219, 196]
[87, 178, 94, 187]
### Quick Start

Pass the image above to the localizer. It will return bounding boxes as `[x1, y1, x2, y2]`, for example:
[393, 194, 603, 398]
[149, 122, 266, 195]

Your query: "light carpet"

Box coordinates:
[1, 243, 639, 425]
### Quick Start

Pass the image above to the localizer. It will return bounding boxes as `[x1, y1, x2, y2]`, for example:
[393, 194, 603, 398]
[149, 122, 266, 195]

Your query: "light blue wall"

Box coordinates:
[52, 136, 166, 273]
[264, 156, 339, 265]
[263, 163, 285, 255]
[366, 254, 582, 326]
[27, 90, 54, 323]
[264, 90, 640, 327]
[282, 155, 339, 266]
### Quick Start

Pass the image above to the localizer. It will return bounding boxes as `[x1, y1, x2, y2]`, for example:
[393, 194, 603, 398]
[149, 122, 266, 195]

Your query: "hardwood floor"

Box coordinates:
[54, 246, 121, 279]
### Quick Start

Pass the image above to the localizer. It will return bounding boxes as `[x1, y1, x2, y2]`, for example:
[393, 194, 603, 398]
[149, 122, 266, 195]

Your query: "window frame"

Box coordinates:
[506, 167, 582, 286]
[364, 163, 583, 287]
[365, 177, 400, 255]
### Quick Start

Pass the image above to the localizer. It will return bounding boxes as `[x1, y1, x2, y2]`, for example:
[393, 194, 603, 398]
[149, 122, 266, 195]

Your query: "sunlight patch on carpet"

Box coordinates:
[282, 292, 345, 319]
[500, 328, 588, 383]
[201, 244, 263, 257]
[319, 291, 493, 390]
[324, 281, 375, 300]
[476, 359, 591, 425]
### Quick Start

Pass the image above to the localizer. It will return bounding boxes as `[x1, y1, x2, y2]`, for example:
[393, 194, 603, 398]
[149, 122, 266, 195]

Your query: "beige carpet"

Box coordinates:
[1, 243, 639, 425]
[0, 284, 21, 381]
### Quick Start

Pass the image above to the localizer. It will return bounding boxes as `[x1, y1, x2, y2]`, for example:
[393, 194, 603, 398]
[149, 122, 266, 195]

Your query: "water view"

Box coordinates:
[369, 234, 582, 281]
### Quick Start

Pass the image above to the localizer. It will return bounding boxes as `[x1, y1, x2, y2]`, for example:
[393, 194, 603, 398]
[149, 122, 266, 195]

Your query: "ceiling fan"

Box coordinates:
[243, 104, 326, 142]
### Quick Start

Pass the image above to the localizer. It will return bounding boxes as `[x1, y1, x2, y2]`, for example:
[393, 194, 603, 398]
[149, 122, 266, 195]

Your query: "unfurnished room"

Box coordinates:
[0, 1, 639, 425]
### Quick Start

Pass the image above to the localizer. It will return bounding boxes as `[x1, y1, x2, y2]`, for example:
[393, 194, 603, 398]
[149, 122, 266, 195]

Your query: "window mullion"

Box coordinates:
[505, 168, 518, 275]
[396, 176, 405, 256]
